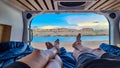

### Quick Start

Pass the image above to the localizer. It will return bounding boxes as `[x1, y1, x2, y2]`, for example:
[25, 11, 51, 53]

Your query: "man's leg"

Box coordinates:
[73, 33, 120, 68]
[72, 40, 99, 68]
[72, 33, 94, 60]
[72, 33, 100, 68]
[72, 33, 105, 59]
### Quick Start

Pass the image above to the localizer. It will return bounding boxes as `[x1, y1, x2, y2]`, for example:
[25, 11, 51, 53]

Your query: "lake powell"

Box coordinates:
[32, 36, 109, 42]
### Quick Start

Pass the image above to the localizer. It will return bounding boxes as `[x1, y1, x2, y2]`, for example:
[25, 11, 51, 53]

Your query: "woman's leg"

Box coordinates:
[45, 39, 62, 68]
[18, 46, 59, 68]
[46, 55, 62, 68]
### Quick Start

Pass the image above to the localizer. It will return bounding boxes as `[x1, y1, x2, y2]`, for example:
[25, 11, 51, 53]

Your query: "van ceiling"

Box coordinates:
[3, 0, 120, 12]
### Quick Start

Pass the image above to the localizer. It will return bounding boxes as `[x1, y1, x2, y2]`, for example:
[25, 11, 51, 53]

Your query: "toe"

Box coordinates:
[76, 33, 81, 42]
[45, 42, 53, 49]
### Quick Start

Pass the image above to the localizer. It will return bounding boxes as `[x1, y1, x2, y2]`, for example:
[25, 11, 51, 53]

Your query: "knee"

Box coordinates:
[33, 49, 49, 61]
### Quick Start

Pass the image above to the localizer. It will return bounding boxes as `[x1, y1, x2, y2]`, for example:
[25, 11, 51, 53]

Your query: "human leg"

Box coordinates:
[72, 33, 106, 59]
[46, 39, 76, 68]
[73, 33, 120, 68]
[72, 33, 101, 68]
[45, 39, 62, 68]
[72, 33, 93, 60]
[45, 55, 62, 68]
[18, 46, 58, 68]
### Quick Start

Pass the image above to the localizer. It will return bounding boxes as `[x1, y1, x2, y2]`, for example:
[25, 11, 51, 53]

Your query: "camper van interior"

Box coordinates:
[0, 0, 120, 68]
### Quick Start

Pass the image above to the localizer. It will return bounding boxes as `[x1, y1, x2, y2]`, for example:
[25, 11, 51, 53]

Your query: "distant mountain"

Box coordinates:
[32, 28, 109, 37]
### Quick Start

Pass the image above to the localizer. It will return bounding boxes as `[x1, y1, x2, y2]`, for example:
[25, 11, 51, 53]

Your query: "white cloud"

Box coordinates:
[65, 15, 108, 24]
[38, 23, 108, 30]
[65, 16, 88, 24]
[64, 15, 109, 30]
[77, 23, 109, 30]
[40, 26, 59, 29]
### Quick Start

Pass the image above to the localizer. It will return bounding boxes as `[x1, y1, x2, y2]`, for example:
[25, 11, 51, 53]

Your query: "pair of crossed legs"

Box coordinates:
[18, 39, 62, 68]
[17, 33, 106, 68]
[19, 34, 104, 68]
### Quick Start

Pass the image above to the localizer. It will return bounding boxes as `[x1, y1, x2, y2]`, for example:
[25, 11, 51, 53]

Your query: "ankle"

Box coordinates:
[45, 48, 57, 59]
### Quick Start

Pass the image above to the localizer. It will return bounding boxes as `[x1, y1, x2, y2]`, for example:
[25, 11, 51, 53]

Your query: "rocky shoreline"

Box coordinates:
[32, 28, 109, 37]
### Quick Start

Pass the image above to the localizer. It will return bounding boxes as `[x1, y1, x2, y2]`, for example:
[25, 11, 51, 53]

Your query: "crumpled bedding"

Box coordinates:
[0, 42, 75, 68]
[59, 47, 76, 68]
[0, 41, 35, 68]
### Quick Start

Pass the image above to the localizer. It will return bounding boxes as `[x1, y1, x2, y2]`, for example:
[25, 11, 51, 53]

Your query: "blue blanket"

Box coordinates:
[0, 42, 75, 68]
[100, 43, 120, 56]
[0, 41, 35, 68]
[59, 47, 76, 68]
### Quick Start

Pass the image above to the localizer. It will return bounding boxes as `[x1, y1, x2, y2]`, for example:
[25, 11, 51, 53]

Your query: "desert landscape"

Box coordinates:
[32, 28, 109, 37]
[31, 28, 109, 52]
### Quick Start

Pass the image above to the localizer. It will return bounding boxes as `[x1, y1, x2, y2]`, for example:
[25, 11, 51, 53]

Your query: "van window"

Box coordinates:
[30, 13, 109, 51]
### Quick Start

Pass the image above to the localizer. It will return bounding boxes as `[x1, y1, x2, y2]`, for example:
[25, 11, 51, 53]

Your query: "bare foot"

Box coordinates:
[45, 42, 53, 49]
[45, 40, 62, 68]
[72, 33, 82, 50]
[54, 39, 60, 50]
[45, 39, 60, 54]
[72, 33, 92, 52]
[72, 33, 92, 60]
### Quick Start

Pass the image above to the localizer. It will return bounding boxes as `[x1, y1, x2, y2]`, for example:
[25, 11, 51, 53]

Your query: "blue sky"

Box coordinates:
[31, 13, 109, 30]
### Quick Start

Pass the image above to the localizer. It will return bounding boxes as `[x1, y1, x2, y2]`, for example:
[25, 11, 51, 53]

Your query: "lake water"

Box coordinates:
[32, 36, 109, 42]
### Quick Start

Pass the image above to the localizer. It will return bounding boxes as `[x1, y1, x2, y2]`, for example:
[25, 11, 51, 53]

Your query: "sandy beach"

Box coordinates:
[31, 41, 109, 52]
